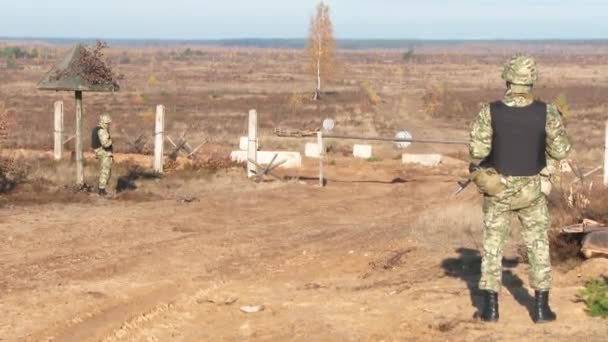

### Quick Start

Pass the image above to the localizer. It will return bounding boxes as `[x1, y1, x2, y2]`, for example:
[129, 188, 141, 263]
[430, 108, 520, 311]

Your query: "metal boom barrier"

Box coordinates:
[274, 129, 469, 146]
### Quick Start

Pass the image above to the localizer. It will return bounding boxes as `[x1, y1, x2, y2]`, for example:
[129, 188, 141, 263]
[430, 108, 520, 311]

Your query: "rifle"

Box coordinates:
[453, 163, 481, 196]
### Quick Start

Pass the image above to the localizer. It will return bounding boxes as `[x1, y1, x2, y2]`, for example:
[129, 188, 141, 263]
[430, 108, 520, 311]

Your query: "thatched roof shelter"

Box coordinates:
[37, 43, 120, 187]
[37, 44, 120, 92]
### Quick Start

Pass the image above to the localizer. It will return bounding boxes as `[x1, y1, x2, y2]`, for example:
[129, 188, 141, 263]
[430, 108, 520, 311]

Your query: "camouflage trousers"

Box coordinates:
[96, 149, 113, 190]
[479, 175, 552, 292]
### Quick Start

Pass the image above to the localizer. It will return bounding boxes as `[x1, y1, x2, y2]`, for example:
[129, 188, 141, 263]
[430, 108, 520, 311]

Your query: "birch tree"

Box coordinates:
[308, 1, 336, 100]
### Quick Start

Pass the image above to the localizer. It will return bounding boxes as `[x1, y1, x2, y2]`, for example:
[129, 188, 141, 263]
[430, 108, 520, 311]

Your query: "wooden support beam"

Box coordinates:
[53, 101, 63, 161]
[318, 131, 324, 187]
[122, 129, 147, 153]
[187, 143, 204, 158]
[166, 135, 178, 148]
[247, 109, 258, 178]
[247, 158, 285, 182]
[255, 153, 278, 183]
[63, 135, 76, 145]
[75, 91, 84, 186]
[154, 105, 165, 174]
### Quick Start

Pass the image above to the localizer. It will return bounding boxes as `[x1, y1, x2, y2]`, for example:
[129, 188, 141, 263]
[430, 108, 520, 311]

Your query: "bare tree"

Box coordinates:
[0, 100, 14, 189]
[308, 1, 336, 100]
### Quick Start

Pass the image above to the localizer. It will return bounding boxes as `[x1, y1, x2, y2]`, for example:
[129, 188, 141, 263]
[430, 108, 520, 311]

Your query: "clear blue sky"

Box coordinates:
[1, 0, 607, 39]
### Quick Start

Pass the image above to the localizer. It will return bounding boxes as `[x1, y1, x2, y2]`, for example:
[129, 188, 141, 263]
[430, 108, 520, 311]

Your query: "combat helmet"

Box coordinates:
[99, 114, 112, 125]
[501, 53, 538, 85]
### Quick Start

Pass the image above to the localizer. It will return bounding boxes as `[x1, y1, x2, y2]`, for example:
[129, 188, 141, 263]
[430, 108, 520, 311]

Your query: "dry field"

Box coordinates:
[1, 41, 608, 341]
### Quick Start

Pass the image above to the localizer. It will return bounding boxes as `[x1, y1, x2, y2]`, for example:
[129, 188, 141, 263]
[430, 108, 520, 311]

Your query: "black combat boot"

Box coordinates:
[98, 188, 107, 196]
[480, 290, 499, 322]
[533, 290, 556, 323]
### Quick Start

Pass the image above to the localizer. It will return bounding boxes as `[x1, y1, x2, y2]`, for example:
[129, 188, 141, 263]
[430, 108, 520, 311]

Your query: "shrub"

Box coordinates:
[0, 46, 38, 59]
[6, 58, 18, 69]
[359, 81, 381, 107]
[578, 277, 608, 318]
[288, 92, 306, 113]
[147, 75, 159, 89]
[118, 52, 131, 65]
[422, 83, 471, 118]
[402, 48, 415, 62]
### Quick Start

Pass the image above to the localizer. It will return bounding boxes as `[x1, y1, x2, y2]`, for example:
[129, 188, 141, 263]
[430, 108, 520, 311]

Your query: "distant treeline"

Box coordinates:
[2, 37, 608, 49]
[0, 46, 39, 59]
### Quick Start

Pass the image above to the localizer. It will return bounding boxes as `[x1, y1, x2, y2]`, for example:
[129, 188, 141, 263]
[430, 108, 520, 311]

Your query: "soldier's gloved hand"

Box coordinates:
[471, 168, 506, 197]
[539, 166, 553, 197]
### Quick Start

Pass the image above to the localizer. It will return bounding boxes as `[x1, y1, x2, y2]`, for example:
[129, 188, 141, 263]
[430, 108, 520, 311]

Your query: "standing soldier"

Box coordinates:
[469, 54, 571, 323]
[92, 114, 113, 196]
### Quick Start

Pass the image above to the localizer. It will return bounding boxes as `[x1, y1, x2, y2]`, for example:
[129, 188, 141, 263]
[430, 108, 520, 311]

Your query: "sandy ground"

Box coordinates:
[1, 159, 607, 342]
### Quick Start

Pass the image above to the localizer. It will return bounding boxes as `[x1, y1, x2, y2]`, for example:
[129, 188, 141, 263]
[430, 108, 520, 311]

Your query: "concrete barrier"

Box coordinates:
[353, 144, 372, 159]
[402, 153, 442, 167]
[239, 136, 248, 151]
[230, 151, 302, 169]
[305, 143, 322, 158]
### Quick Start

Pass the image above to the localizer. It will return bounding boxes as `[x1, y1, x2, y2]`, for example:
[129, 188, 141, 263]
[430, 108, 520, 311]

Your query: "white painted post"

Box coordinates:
[53, 101, 64, 161]
[75, 91, 84, 186]
[318, 131, 324, 187]
[247, 109, 258, 178]
[154, 105, 165, 174]
[604, 120, 608, 187]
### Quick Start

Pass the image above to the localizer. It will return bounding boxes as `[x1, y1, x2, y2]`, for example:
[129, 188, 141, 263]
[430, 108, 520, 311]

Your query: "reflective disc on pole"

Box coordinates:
[323, 118, 335, 132]
[395, 130, 413, 149]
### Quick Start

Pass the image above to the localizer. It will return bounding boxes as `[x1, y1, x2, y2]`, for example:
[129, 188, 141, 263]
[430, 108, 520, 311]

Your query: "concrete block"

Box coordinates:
[353, 144, 372, 159]
[239, 136, 248, 151]
[402, 153, 442, 167]
[239, 136, 259, 151]
[305, 143, 322, 158]
[230, 151, 302, 169]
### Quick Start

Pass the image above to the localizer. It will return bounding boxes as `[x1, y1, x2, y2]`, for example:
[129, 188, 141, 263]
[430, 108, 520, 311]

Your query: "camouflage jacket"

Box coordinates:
[469, 90, 571, 167]
[96, 126, 113, 155]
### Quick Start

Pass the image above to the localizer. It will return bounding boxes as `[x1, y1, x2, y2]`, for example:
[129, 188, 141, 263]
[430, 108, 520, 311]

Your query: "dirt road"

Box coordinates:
[1, 163, 606, 341]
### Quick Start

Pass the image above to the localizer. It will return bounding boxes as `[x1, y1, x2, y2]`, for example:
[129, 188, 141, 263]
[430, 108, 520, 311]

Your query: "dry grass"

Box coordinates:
[520, 181, 608, 268]
[409, 201, 483, 249]
[0, 100, 16, 192]
[1, 42, 607, 208]
[0, 44, 605, 165]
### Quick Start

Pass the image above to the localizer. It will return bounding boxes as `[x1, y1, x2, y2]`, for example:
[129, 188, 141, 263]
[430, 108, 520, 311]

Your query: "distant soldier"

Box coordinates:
[469, 54, 571, 323]
[92, 114, 113, 196]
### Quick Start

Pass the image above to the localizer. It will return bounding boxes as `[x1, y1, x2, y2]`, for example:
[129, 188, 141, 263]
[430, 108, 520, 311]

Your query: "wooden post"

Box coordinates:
[154, 105, 165, 173]
[604, 120, 608, 187]
[247, 109, 258, 178]
[53, 101, 64, 161]
[75, 91, 84, 186]
[318, 131, 324, 187]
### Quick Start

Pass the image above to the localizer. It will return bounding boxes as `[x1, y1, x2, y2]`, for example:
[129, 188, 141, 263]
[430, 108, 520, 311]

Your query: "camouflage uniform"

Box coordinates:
[469, 56, 571, 293]
[95, 114, 113, 191]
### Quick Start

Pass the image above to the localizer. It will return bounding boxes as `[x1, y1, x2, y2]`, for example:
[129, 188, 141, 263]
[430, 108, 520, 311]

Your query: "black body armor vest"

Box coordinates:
[482, 101, 547, 176]
[91, 126, 113, 152]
